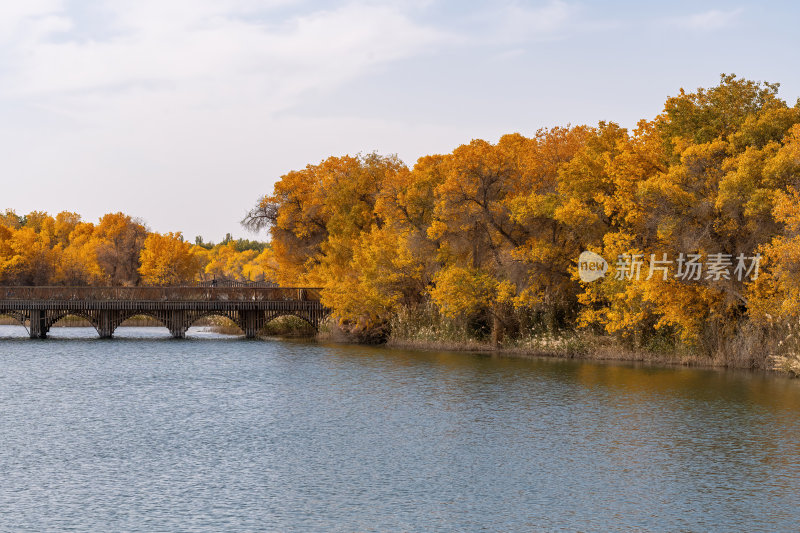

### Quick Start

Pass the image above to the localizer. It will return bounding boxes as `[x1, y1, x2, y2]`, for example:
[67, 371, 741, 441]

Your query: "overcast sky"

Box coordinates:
[1, 0, 798, 242]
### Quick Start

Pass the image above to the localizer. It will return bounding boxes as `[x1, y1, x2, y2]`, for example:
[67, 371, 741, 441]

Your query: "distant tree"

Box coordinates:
[139, 232, 200, 285]
[94, 213, 148, 286]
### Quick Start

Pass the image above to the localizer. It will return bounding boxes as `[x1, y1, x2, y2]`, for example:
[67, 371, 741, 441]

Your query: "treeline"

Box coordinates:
[0, 211, 275, 286]
[244, 74, 800, 357]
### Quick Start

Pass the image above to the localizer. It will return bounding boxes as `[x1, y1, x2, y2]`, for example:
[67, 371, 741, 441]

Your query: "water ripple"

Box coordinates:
[1, 326, 799, 531]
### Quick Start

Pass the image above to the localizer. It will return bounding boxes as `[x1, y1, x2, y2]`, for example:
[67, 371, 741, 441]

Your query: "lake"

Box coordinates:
[1, 325, 799, 531]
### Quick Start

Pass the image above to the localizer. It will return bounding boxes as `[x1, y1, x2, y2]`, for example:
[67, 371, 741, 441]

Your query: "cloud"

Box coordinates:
[505, 0, 577, 35]
[672, 8, 743, 31]
[0, 1, 448, 109]
[0, 1, 455, 239]
[0, 0, 645, 240]
[470, 0, 580, 44]
[448, 1, 621, 48]
[0, 0, 65, 32]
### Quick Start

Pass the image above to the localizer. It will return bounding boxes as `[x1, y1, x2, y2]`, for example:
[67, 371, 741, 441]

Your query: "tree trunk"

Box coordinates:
[491, 313, 503, 348]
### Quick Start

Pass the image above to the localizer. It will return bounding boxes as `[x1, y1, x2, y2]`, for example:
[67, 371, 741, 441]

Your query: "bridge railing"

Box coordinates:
[185, 280, 280, 288]
[0, 286, 322, 302]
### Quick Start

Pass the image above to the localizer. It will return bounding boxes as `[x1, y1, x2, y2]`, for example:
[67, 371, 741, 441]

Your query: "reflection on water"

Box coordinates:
[1, 326, 799, 531]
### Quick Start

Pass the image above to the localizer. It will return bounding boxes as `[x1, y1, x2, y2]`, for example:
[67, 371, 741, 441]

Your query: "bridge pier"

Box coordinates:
[241, 310, 264, 338]
[168, 310, 188, 339]
[97, 310, 115, 338]
[29, 309, 48, 339]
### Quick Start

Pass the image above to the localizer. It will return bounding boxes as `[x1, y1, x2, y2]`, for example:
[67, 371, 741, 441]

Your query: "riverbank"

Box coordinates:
[4, 313, 793, 375]
[381, 329, 800, 375]
[371, 305, 799, 374]
[385, 336, 728, 369]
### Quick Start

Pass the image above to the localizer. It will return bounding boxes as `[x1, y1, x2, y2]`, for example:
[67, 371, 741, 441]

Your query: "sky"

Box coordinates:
[1, 0, 798, 242]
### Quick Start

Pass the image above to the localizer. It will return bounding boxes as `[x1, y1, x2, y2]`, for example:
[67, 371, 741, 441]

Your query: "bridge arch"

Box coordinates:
[114, 311, 169, 328]
[264, 311, 320, 330]
[46, 311, 102, 336]
[111, 310, 190, 338]
[0, 311, 30, 334]
[186, 311, 245, 336]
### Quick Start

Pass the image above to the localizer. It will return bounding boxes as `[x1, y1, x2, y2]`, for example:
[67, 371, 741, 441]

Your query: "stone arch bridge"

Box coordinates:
[0, 286, 329, 339]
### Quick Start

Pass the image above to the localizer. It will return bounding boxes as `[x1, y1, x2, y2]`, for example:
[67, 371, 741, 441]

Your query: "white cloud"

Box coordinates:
[0, 0, 65, 31]
[1, 0, 776, 241]
[0, 1, 454, 238]
[672, 8, 743, 31]
[480, 0, 579, 44]
[2, 1, 447, 107]
[506, 0, 577, 35]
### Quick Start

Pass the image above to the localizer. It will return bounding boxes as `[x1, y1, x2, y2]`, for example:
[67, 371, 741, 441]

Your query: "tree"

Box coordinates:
[95, 213, 148, 286]
[139, 232, 200, 285]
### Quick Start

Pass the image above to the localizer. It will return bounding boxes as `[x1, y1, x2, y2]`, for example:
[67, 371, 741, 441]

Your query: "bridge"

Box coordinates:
[0, 286, 329, 339]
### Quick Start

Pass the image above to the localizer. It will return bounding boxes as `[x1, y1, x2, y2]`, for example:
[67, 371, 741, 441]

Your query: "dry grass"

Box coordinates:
[383, 305, 787, 372]
[261, 315, 316, 337]
[762, 322, 800, 376]
[118, 315, 165, 327]
[387, 330, 778, 371]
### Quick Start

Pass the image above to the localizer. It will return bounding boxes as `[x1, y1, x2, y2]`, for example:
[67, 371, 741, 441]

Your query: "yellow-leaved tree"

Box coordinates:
[139, 232, 200, 285]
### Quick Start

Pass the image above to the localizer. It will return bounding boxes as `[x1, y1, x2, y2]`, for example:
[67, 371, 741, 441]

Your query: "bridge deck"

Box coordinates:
[0, 286, 328, 339]
[1, 286, 321, 301]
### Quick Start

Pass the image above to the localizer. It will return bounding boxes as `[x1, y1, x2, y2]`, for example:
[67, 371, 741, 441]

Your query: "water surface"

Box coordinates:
[1, 325, 799, 531]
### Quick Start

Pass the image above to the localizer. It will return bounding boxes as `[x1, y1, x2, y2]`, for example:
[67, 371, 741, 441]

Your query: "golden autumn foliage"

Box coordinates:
[243, 153, 411, 338]
[138, 232, 199, 285]
[0, 211, 272, 287]
[5, 74, 800, 355]
[247, 74, 800, 351]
